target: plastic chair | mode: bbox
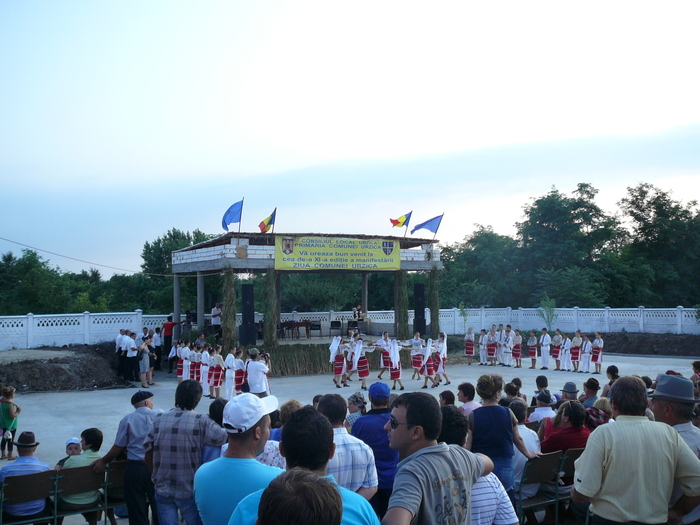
[329,320,342,336]
[309,321,322,337]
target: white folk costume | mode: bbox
[526,335,538,360]
[502,332,513,367]
[190,349,201,381]
[433,339,447,374]
[224,352,236,399]
[352,340,373,379]
[540,332,551,368]
[479,333,488,365]
[512,333,522,362]
[389,339,402,380]
[496,329,506,364]
[561,337,572,371]
[200,348,210,388]
[233,356,246,394]
[486,332,498,360]
[409,337,425,370]
[551,333,562,362]
[581,340,592,373]
[181,345,191,379]
[209,352,225,389]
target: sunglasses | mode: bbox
[389,415,414,430]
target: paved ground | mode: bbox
[7,352,695,466]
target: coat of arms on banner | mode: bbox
[282,238,295,255]
[382,241,394,256]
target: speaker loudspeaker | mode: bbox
[241,284,255,326]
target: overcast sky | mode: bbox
[2,2,699,276]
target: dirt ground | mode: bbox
[1,332,698,393]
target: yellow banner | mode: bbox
[275,236,400,271]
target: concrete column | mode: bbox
[361,274,369,313]
[639,306,645,333]
[27,313,34,349]
[677,306,684,335]
[83,312,91,344]
[197,272,205,330]
[173,274,181,339]
[393,272,399,337]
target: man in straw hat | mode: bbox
[571,376,700,525]
[0,431,51,520]
[650,373,700,524]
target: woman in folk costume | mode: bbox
[420,338,439,389]
[570,329,583,373]
[486,328,498,366]
[208,345,225,399]
[329,336,348,388]
[352,337,375,391]
[179,341,190,384]
[345,331,359,381]
[592,332,604,374]
[189,345,200,381]
[560,332,572,372]
[200,344,211,392]
[433,332,451,385]
[388,339,405,391]
[232,348,246,395]
[406,332,425,380]
[464,327,475,365]
[375,332,392,380]
[551,328,563,371]
[224,347,236,399]
[526,330,538,369]
[512,329,523,368]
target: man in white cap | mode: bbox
[194,393,282,525]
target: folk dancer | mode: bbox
[200,344,211,392]
[551,328,562,371]
[189,345,200,381]
[502,327,513,367]
[560,332,572,372]
[539,328,551,370]
[592,332,604,374]
[375,332,392,380]
[580,335,592,374]
[420,338,438,389]
[345,331,360,381]
[464,327,475,365]
[496,324,507,365]
[224,347,236,399]
[329,336,348,388]
[432,332,451,385]
[351,338,374,391]
[179,341,190,384]
[478,329,488,366]
[408,332,425,379]
[388,339,405,391]
[512,329,523,368]
[486,328,498,366]
[208,345,225,399]
[232,348,246,395]
[570,330,583,373]
[527,330,538,369]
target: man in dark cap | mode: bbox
[94,390,159,525]
[0,431,51,520]
[529,390,556,423]
[578,378,600,408]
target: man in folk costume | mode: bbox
[224,348,236,399]
[539,328,551,370]
[496,324,506,365]
[478,329,488,366]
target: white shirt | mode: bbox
[124,337,138,358]
[152,333,162,346]
[211,307,222,326]
[116,334,124,352]
[513,424,541,498]
[247,360,269,394]
[529,406,556,423]
[540,333,551,348]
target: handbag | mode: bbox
[240,362,250,393]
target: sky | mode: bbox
[1,2,700,276]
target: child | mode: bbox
[478,329,488,366]
[527,331,538,369]
[55,437,82,470]
[0,386,21,460]
[581,334,593,374]
[233,348,246,396]
[512,329,523,369]
[208,345,225,399]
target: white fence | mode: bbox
[1,306,697,351]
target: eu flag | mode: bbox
[411,214,443,235]
[222,200,244,231]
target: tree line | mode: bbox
[0,182,698,317]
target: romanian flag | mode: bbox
[259,208,276,233]
[390,211,412,228]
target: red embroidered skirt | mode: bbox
[390,364,402,380]
[357,356,370,378]
[381,350,391,368]
[571,346,581,361]
[487,343,497,358]
[551,346,561,359]
[412,354,423,369]
[592,349,602,363]
[334,354,347,376]
[420,357,435,376]
[176,359,183,376]
[512,344,521,360]
[209,366,223,388]
[234,369,245,393]
[464,340,475,356]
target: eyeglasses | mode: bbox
[389,415,414,430]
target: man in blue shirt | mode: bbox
[194,393,282,525]
[0,431,51,520]
[229,406,379,525]
[351,382,398,519]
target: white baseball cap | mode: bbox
[223,394,279,434]
[66,437,81,446]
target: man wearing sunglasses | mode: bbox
[382,393,493,525]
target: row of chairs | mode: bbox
[516,447,586,525]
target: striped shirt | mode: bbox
[574,415,700,524]
[0,457,51,516]
[327,427,378,492]
[471,473,518,525]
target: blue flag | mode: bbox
[411,214,443,235]
[221,199,244,231]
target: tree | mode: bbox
[141,228,215,277]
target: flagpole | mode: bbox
[403,210,412,237]
[271,208,277,234]
[238,197,244,234]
